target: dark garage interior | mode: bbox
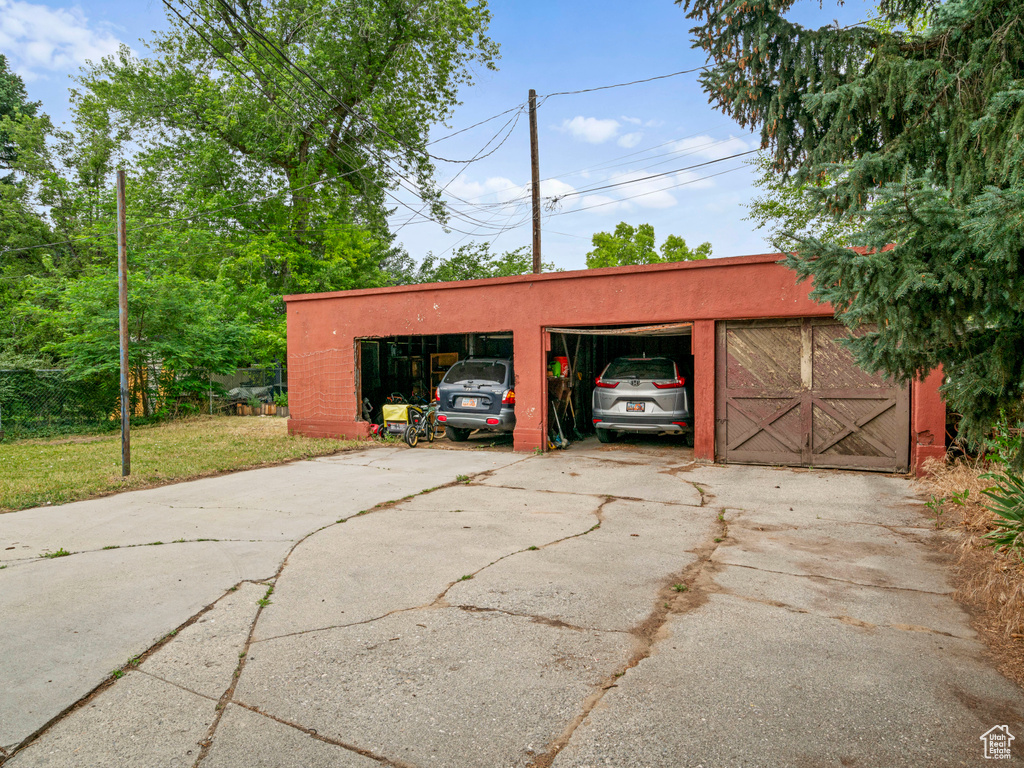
[357,333,514,421]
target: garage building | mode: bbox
[284,252,945,475]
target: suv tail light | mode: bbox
[434,387,440,403]
[502,389,515,405]
[653,376,687,389]
[595,378,619,389]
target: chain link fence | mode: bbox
[0,370,117,441]
[0,366,287,441]
[208,366,287,415]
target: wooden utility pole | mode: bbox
[116,169,130,476]
[529,88,541,274]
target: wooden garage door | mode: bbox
[715,319,910,472]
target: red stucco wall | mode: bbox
[284,253,945,474]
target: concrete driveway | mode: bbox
[1,443,1021,767]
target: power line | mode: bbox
[540,66,708,98]
[393,107,526,235]
[550,150,759,201]
[427,102,529,145]
[549,166,745,216]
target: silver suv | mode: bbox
[591,356,693,445]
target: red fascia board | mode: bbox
[283,251,791,304]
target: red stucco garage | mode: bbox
[284,253,946,475]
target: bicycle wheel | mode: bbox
[404,424,419,447]
[426,413,437,442]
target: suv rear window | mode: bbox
[443,361,507,384]
[603,358,676,380]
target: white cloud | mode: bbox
[617,132,643,149]
[606,170,680,209]
[540,178,576,198]
[0,0,125,81]
[674,169,718,190]
[446,178,486,199]
[621,116,642,125]
[557,116,620,144]
[446,175,578,213]
[673,134,758,161]
[577,194,626,213]
[447,176,520,203]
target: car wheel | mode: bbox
[404,425,419,447]
[446,426,470,442]
[683,431,695,448]
[596,428,615,443]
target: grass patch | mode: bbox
[0,416,365,512]
[40,548,71,559]
[257,584,275,607]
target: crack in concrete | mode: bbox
[810,516,934,532]
[430,499,610,605]
[191,462,525,764]
[452,605,630,635]
[254,497,612,645]
[0,581,247,766]
[477,483,704,509]
[136,670,221,703]
[192,580,274,768]
[144,501,291,514]
[715,561,953,595]
[251,603,438,645]
[716,590,959,637]
[2,538,280,565]
[526,506,730,768]
[229,701,418,767]
[688,481,713,507]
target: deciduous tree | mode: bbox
[585,222,710,269]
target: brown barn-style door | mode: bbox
[715,319,910,472]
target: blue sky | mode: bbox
[0,0,872,270]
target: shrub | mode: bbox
[981,471,1024,557]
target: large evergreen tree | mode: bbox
[681,0,1024,456]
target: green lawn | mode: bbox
[0,416,367,512]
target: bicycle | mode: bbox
[403,402,443,447]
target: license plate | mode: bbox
[626,402,645,412]
[461,398,478,408]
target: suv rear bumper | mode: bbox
[439,408,516,432]
[593,411,692,433]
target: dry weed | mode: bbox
[921,457,1024,640]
